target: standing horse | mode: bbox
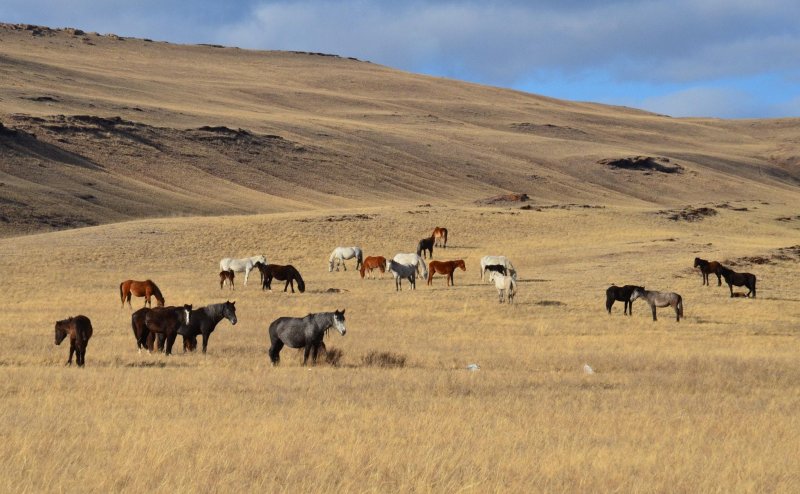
[630,288,683,322]
[328,247,363,272]
[132,305,192,355]
[54,315,93,367]
[694,257,724,286]
[489,272,517,304]
[416,236,435,259]
[718,266,757,298]
[177,301,238,353]
[256,263,305,293]
[480,256,516,281]
[606,285,644,315]
[360,256,386,279]
[220,255,267,286]
[432,227,448,248]
[388,260,417,290]
[392,253,429,279]
[427,260,466,286]
[268,310,346,366]
[219,270,235,290]
[120,279,164,309]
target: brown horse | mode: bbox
[131,305,192,355]
[432,227,448,248]
[427,259,466,286]
[693,257,723,286]
[360,256,387,279]
[54,315,93,367]
[219,270,235,290]
[120,279,164,309]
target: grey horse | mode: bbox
[388,260,416,290]
[268,310,346,366]
[630,288,684,322]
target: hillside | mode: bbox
[1,22,799,236]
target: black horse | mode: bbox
[718,266,757,298]
[268,310,346,366]
[155,301,238,353]
[416,236,435,259]
[694,257,724,286]
[256,262,306,293]
[606,285,644,315]
[131,305,191,355]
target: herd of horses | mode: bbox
[605,257,758,322]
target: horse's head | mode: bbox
[297,277,306,293]
[693,257,702,268]
[630,287,645,301]
[333,309,346,336]
[182,304,193,326]
[224,301,238,325]
[54,320,69,345]
[457,260,466,271]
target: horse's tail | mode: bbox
[677,296,684,317]
[119,281,126,305]
[443,228,448,247]
[359,262,366,279]
[357,249,363,269]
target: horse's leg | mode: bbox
[202,332,209,354]
[651,303,657,321]
[728,283,734,297]
[244,267,250,286]
[303,345,311,366]
[716,273,722,286]
[165,331,177,356]
[427,270,433,286]
[311,344,320,366]
[66,341,75,366]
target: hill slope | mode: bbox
[1,23,799,235]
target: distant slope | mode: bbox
[1,23,799,236]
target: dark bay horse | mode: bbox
[174,301,238,353]
[432,227,448,248]
[606,285,644,315]
[630,288,683,322]
[219,270,234,290]
[416,236,435,259]
[360,256,386,279]
[694,257,723,286]
[719,266,757,298]
[131,305,191,355]
[120,279,164,309]
[55,315,93,367]
[256,262,305,293]
[268,310,346,366]
[427,260,466,286]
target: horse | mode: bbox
[120,279,164,309]
[256,263,305,293]
[360,256,386,279]
[489,271,517,304]
[220,255,267,286]
[392,253,429,279]
[480,256,516,281]
[416,236,435,259]
[718,266,757,298]
[432,227,448,248]
[427,259,466,286]
[174,301,238,354]
[219,270,235,290]
[630,288,683,322]
[388,260,417,290]
[694,257,724,286]
[606,285,644,315]
[268,309,346,366]
[131,305,192,355]
[328,246,362,272]
[54,315,93,367]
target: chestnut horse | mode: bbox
[432,227,448,248]
[54,315,93,367]
[427,259,466,286]
[120,279,164,309]
[693,257,723,286]
[360,256,386,279]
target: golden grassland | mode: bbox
[1,202,799,492]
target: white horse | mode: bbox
[219,255,266,286]
[480,255,517,281]
[388,260,416,291]
[392,253,428,279]
[329,246,363,272]
[489,271,517,304]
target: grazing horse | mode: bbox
[360,256,386,279]
[416,236,435,259]
[392,253,429,279]
[219,270,235,290]
[54,315,93,367]
[220,255,267,286]
[606,285,644,315]
[328,246,363,272]
[268,310,346,366]
[177,301,238,353]
[131,305,192,355]
[120,279,164,309]
[432,227,448,248]
[489,271,517,304]
[630,288,683,322]
[719,266,757,298]
[388,260,417,290]
[256,263,305,293]
[694,257,723,286]
[427,259,466,286]
[480,256,516,281]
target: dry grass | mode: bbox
[1,202,799,492]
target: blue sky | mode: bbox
[2,0,799,118]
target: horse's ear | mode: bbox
[341,308,345,315]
